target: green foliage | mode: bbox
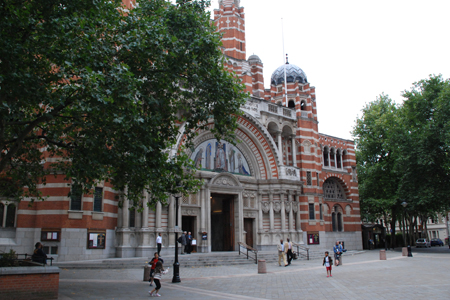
[353,94,401,220]
[353,75,450,224]
[0,0,246,207]
[0,249,18,267]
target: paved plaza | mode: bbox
[58,248,450,300]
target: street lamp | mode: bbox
[401,201,408,246]
[172,188,181,283]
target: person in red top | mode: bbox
[148,252,163,286]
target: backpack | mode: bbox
[177,236,182,243]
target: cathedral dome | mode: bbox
[248,54,262,64]
[270,63,307,85]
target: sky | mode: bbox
[201,0,450,140]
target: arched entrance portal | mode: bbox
[211,193,235,251]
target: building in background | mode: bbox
[0,0,362,261]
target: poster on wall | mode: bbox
[307,232,320,245]
[190,139,251,176]
[87,231,106,249]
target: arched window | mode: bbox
[323,147,329,167]
[129,209,136,228]
[336,149,342,168]
[330,148,336,167]
[6,204,16,227]
[332,205,344,232]
[337,212,343,231]
[323,178,346,201]
[332,212,336,231]
[288,100,295,108]
[300,100,306,111]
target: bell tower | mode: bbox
[214,0,246,60]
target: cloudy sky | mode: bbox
[204,0,450,140]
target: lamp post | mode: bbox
[402,201,408,245]
[172,193,181,283]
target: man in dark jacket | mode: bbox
[31,242,47,264]
[180,231,187,254]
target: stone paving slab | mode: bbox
[58,249,450,300]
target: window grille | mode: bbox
[268,104,277,113]
[70,184,82,210]
[306,171,312,186]
[323,178,346,201]
[309,203,315,220]
[93,187,103,212]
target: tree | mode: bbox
[353,75,450,246]
[352,94,403,246]
[396,75,450,240]
[0,0,246,206]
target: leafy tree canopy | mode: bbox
[0,0,247,207]
[353,75,450,222]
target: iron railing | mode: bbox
[292,242,309,260]
[238,242,258,264]
[0,252,54,266]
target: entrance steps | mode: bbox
[54,249,326,269]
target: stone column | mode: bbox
[200,188,206,231]
[280,193,286,231]
[277,131,283,165]
[295,195,301,231]
[258,192,263,232]
[333,150,337,169]
[155,201,162,230]
[328,150,331,168]
[269,192,274,231]
[291,135,297,166]
[288,192,294,231]
[122,194,129,228]
[142,193,149,228]
[135,206,141,229]
[168,195,174,229]
[2,204,7,228]
[340,152,344,170]
[238,193,244,246]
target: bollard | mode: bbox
[143,264,151,281]
[258,259,267,274]
[402,247,408,256]
[407,245,413,257]
[379,250,386,260]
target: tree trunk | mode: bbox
[390,208,397,249]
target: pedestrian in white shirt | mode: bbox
[156,233,162,256]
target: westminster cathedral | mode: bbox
[0,0,362,261]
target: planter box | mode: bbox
[0,266,60,300]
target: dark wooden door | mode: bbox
[211,194,234,251]
[223,197,234,251]
[244,218,253,247]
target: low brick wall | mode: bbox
[0,266,60,300]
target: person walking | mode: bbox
[156,233,162,256]
[148,252,163,287]
[333,241,341,266]
[283,239,289,267]
[186,231,192,254]
[277,239,287,267]
[286,238,293,265]
[148,261,169,297]
[179,231,187,255]
[323,251,333,277]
